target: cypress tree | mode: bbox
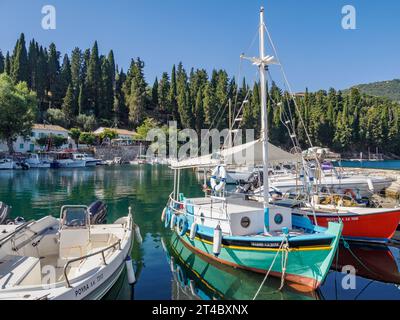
[151,77,159,110]
[27,40,38,89]
[86,41,101,116]
[194,87,205,134]
[4,52,11,75]
[127,58,147,126]
[11,33,29,84]
[47,43,61,108]
[158,72,170,114]
[107,50,116,88]
[60,54,72,96]
[62,85,74,124]
[100,57,114,120]
[0,50,4,74]
[169,65,179,124]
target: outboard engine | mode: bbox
[0,202,11,225]
[87,201,108,224]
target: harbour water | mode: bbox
[334,160,400,171]
[1,165,400,300]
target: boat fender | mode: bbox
[176,215,189,237]
[170,213,177,231]
[125,256,136,285]
[161,207,167,222]
[210,166,227,193]
[367,178,375,193]
[164,208,171,228]
[134,224,143,245]
[170,257,176,273]
[213,224,223,257]
[176,265,187,288]
[189,222,198,240]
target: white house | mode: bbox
[93,127,136,140]
[0,124,70,153]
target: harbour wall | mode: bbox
[94,145,146,162]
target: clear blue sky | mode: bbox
[0,0,399,91]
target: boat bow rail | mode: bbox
[63,239,122,288]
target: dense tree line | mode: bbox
[1,34,400,156]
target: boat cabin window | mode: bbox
[61,207,88,228]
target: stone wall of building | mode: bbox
[94,145,146,162]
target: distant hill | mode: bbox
[348,79,400,102]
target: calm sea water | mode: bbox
[334,160,400,170]
[1,166,400,300]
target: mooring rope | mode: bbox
[253,235,289,300]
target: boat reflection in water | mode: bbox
[320,242,400,300]
[163,233,321,300]
[164,233,400,300]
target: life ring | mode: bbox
[344,189,356,199]
[164,208,171,228]
[176,215,189,237]
[210,166,227,193]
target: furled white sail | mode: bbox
[170,139,299,169]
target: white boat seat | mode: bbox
[0,255,41,288]
[59,229,90,261]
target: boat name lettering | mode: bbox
[250,242,279,248]
[74,273,104,297]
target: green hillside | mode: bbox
[349,79,400,102]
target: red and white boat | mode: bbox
[296,204,400,243]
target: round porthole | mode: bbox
[274,214,283,225]
[241,217,251,228]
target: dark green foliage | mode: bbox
[3,34,400,156]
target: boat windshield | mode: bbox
[61,207,88,228]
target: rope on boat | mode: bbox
[252,235,289,300]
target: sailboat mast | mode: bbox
[259,7,269,209]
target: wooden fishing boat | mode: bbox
[162,7,343,291]
[164,233,321,300]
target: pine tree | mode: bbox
[215,70,229,129]
[11,33,29,84]
[203,81,217,127]
[70,48,82,94]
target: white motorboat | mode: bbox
[0,159,14,170]
[53,152,86,168]
[73,153,101,167]
[0,205,135,300]
[25,154,52,169]
[269,173,393,198]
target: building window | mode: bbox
[19,143,24,150]
[31,132,35,138]
[39,133,45,138]
[30,144,34,152]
